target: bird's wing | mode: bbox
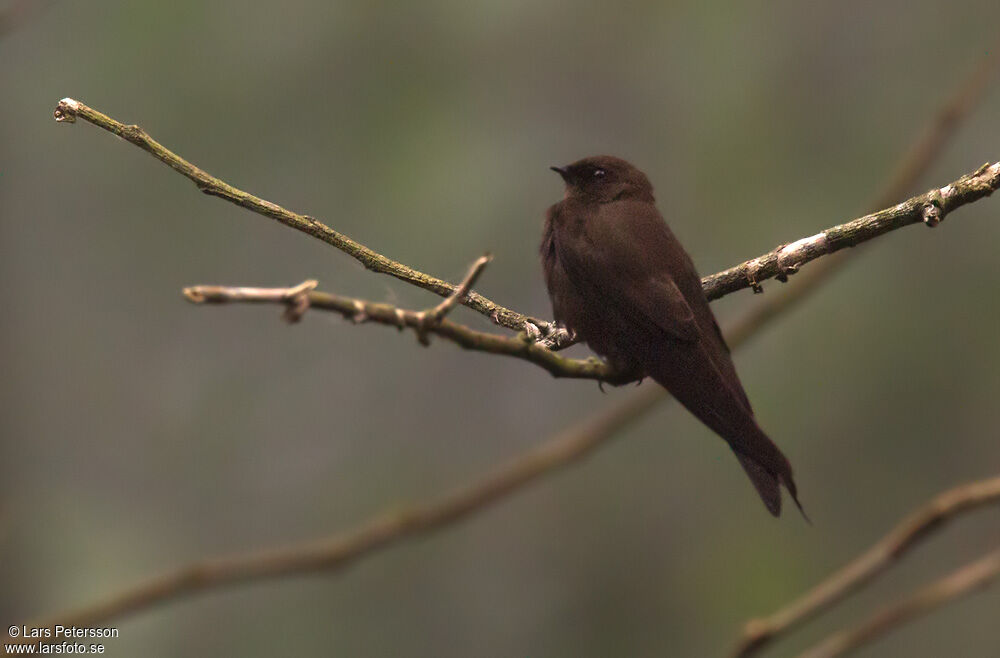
[553,200,700,343]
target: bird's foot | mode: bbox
[527,319,576,350]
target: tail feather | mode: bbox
[735,450,809,522]
[735,453,782,516]
[642,347,807,519]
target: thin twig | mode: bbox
[425,254,492,324]
[732,476,1000,657]
[701,161,1000,299]
[797,547,1000,658]
[52,99,556,341]
[181,279,320,323]
[183,279,627,383]
[413,254,493,345]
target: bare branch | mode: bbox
[797,547,1000,658]
[183,279,627,383]
[181,161,1000,379]
[52,99,551,339]
[51,81,999,347]
[425,254,492,324]
[183,279,319,323]
[702,161,1000,300]
[413,253,493,345]
[732,476,1000,657]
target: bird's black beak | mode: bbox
[550,165,571,183]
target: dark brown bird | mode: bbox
[541,155,803,517]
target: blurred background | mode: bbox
[3,1,1000,656]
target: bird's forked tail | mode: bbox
[735,448,808,521]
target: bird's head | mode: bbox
[550,155,653,203]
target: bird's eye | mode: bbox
[593,169,606,178]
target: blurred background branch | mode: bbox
[799,545,1000,658]
[0,0,50,37]
[709,46,1000,336]
[734,475,1000,656]
[20,385,664,636]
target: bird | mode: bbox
[541,155,804,517]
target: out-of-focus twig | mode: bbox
[14,384,666,636]
[727,47,1000,335]
[733,476,1000,656]
[0,0,52,37]
[797,546,1000,658]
